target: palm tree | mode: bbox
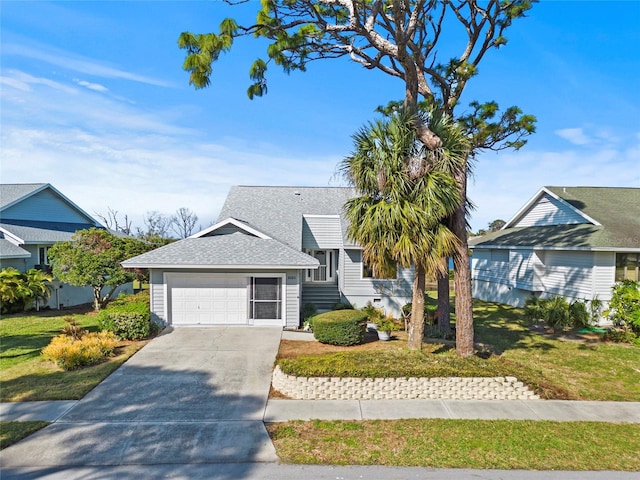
[24,268,54,311]
[341,107,469,350]
[0,268,30,313]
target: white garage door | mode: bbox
[170,275,248,325]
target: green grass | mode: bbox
[279,298,640,401]
[0,421,49,450]
[0,306,147,401]
[267,419,640,470]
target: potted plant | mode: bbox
[363,301,385,332]
[376,316,400,341]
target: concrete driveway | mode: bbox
[1,327,282,469]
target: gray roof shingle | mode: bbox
[0,222,95,244]
[218,186,357,249]
[122,233,320,268]
[0,184,47,210]
[0,239,31,259]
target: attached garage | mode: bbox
[168,275,249,325]
[121,218,320,329]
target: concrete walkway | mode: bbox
[5,398,639,423]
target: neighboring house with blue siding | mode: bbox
[469,187,640,316]
[123,186,414,328]
[0,183,131,308]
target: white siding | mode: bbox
[471,248,510,286]
[302,215,343,249]
[514,193,587,227]
[2,189,92,224]
[150,270,166,325]
[592,251,615,302]
[285,270,300,328]
[509,249,534,289]
[539,250,594,299]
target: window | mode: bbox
[616,253,639,282]
[249,277,282,320]
[362,259,397,280]
[38,247,49,265]
[490,249,509,262]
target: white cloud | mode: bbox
[555,127,591,145]
[2,41,173,88]
[0,70,340,232]
[73,79,108,92]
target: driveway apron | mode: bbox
[0,327,282,467]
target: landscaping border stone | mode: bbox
[272,366,540,400]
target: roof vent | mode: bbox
[294,191,301,196]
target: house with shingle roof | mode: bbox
[123,186,413,328]
[0,183,129,308]
[469,186,640,311]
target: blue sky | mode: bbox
[2,1,639,233]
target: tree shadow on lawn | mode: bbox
[470,300,558,355]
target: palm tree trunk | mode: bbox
[452,171,474,357]
[436,260,451,333]
[408,261,426,350]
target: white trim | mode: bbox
[190,217,272,239]
[302,214,340,219]
[503,187,601,229]
[0,226,25,245]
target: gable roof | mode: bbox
[217,186,357,249]
[122,232,320,269]
[0,183,102,245]
[0,183,100,226]
[472,186,640,251]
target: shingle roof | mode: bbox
[0,239,31,259]
[122,233,320,268]
[0,184,47,210]
[470,187,640,250]
[218,186,357,249]
[0,221,95,244]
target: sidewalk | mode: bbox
[3,399,640,423]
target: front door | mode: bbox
[306,249,335,282]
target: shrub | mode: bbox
[542,296,572,330]
[569,300,590,328]
[42,331,118,370]
[376,316,401,333]
[525,296,591,330]
[524,297,544,322]
[60,316,88,340]
[362,301,385,323]
[608,280,640,335]
[312,310,368,346]
[604,327,639,345]
[98,297,151,340]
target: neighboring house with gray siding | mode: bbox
[469,187,640,315]
[0,183,130,308]
[123,186,414,328]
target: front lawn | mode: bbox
[277,299,640,401]
[267,419,640,470]
[0,307,148,402]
